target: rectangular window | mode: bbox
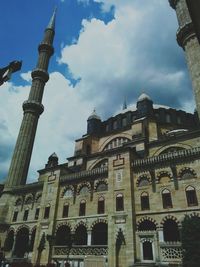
[186,190,198,206]
[162,193,173,209]
[79,202,86,216]
[62,204,69,218]
[23,210,29,221]
[35,208,40,220]
[98,200,105,214]
[116,194,124,211]
[12,211,18,222]
[141,196,150,210]
[44,206,50,219]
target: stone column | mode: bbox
[87,230,92,246]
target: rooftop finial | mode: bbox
[47,6,57,30]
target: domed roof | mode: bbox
[49,152,58,159]
[88,109,101,120]
[138,93,152,102]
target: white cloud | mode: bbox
[0,1,195,183]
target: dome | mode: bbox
[88,109,101,120]
[138,93,152,102]
[49,152,58,159]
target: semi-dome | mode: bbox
[88,109,101,121]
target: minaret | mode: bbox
[169,0,200,117]
[5,10,56,188]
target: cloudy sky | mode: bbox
[0,0,195,183]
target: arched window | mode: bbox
[14,227,29,258]
[116,193,124,211]
[63,188,73,198]
[25,196,33,205]
[79,186,89,195]
[138,220,156,231]
[96,182,108,192]
[162,189,173,209]
[79,200,86,216]
[141,192,150,211]
[98,197,105,214]
[62,203,69,218]
[138,176,150,187]
[4,230,14,252]
[180,168,195,180]
[103,137,130,151]
[15,198,22,206]
[92,222,108,245]
[44,204,50,219]
[163,219,180,242]
[55,225,71,246]
[74,225,87,245]
[185,186,198,206]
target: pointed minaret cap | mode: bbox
[47,7,57,30]
[88,109,101,120]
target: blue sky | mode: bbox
[0,0,195,182]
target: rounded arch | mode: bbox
[91,218,107,230]
[74,224,87,245]
[178,167,197,180]
[91,222,108,245]
[160,215,180,227]
[35,193,42,203]
[94,179,108,192]
[136,174,151,187]
[55,222,72,233]
[15,197,23,206]
[137,217,158,231]
[74,221,88,232]
[152,143,192,156]
[90,159,108,170]
[61,185,74,198]
[24,194,34,205]
[157,171,172,184]
[55,224,71,246]
[99,134,132,152]
[14,226,29,258]
[162,218,180,242]
[16,224,30,234]
[77,182,91,195]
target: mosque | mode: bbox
[0,0,200,266]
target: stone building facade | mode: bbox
[0,1,200,267]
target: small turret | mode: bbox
[45,153,59,168]
[87,109,101,135]
[136,93,154,118]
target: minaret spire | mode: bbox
[5,10,56,188]
[47,7,57,30]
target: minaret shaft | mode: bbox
[5,12,56,188]
[170,0,200,117]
